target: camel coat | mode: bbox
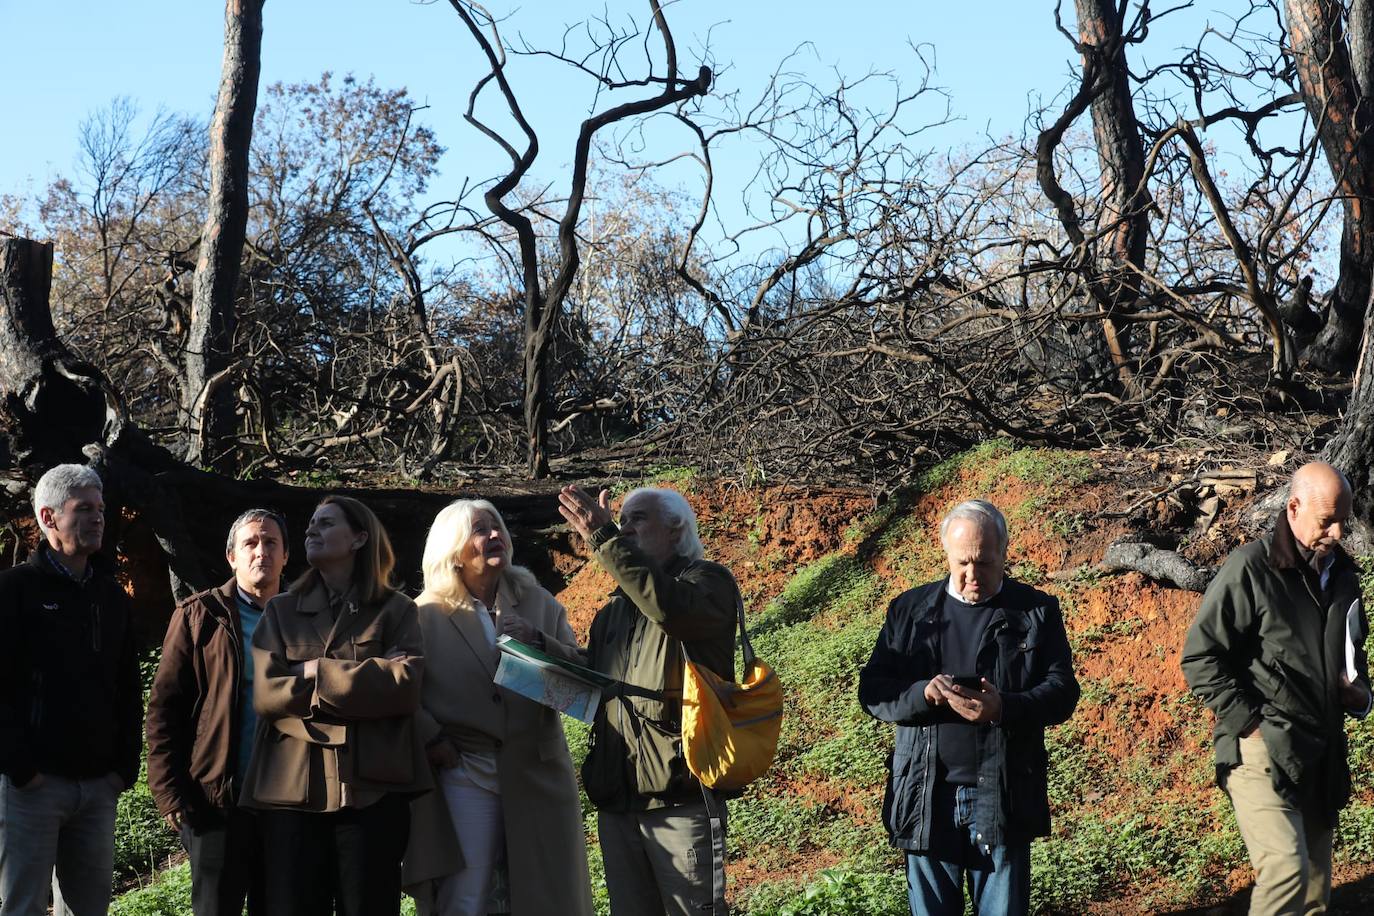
[402,569,593,916]
[242,582,432,811]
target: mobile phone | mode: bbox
[950,675,984,690]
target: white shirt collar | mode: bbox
[945,578,1002,605]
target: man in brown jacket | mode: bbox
[146,509,288,916]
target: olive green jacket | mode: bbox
[581,524,738,811]
[1181,513,1370,820]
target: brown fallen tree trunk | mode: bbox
[1,236,579,635]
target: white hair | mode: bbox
[939,499,1008,554]
[421,499,537,610]
[33,464,103,523]
[622,487,705,562]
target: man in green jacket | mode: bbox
[1182,461,1371,915]
[560,485,737,916]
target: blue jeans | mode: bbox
[905,783,1030,916]
[0,773,120,916]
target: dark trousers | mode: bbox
[179,806,264,916]
[257,794,410,916]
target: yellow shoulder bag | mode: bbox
[680,593,783,791]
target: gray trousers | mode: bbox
[0,774,119,916]
[597,799,728,916]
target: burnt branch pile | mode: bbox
[6,1,1374,493]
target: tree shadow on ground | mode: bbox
[1162,872,1374,914]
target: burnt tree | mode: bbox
[1285,0,1374,371]
[1037,0,1156,392]
[184,0,265,471]
[449,0,712,478]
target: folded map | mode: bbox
[493,635,613,724]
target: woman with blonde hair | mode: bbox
[243,495,431,916]
[403,499,592,916]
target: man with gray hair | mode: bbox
[0,464,143,915]
[146,509,289,916]
[559,485,738,915]
[859,499,1079,915]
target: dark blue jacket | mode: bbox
[858,578,1079,850]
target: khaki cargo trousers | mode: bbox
[1224,733,1332,916]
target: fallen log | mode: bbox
[1100,541,1215,593]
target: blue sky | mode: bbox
[0,2,1078,216]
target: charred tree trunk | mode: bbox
[523,292,552,479]
[1,236,578,632]
[1327,318,1374,518]
[184,0,265,472]
[1285,0,1374,372]
[1078,0,1150,382]
[451,0,710,479]
[0,239,109,476]
[1,237,210,602]
[1037,1,1152,393]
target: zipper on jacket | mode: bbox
[91,602,102,652]
[225,593,245,799]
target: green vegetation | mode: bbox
[114,768,179,885]
[742,868,907,915]
[110,862,191,916]
[114,653,181,886]
[1031,802,1243,912]
[608,464,701,498]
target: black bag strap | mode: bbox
[735,590,757,671]
[605,567,753,701]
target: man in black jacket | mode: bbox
[859,499,1079,916]
[0,464,143,916]
[1183,461,1371,915]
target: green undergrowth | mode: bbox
[113,653,181,890]
[109,862,191,916]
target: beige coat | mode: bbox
[242,583,432,811]
[402,568,593,916]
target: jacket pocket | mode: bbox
[353,717,415,785]
[1005,629,1037,691]
[628,713,688,798]
[885,749,918,837]
[351,637,383,661]
[884,727,927,840]
[1258,658,1321,729]
[248,730,310,806]
[538,718,567,762]
[1006,751,1050,834]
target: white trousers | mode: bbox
[436,769,505,916]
